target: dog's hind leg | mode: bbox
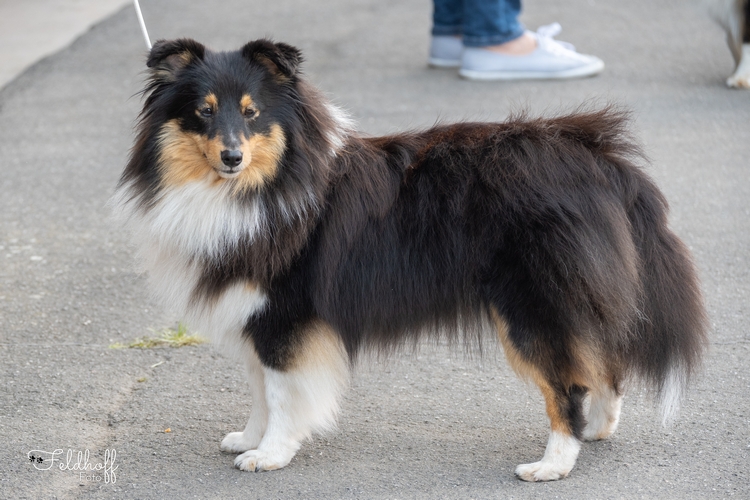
[491,309,585,481]
[514,381,586,482]
[220,347,268,453]
[582,378,623,441]
[234,321,349,472]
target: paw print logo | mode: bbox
[28,454,43,464]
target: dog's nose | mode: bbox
[221,149,243,168]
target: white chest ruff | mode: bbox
[136,178,267,259]
[111,179,269,354]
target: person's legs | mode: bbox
[432,0,463,36]
[429,0,604,79]
[430,0,464,67]
[461,0,525,47]
[431,0,535,68]
[458,0,603,80]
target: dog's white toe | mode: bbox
[234,448,293,472]
[727,73,750,88]
[221,431,262,453]
[515,460,571,482]
[515,431,580,481]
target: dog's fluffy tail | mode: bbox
[560,106,708,424]
[541,107,708,424]
[624,166,709,425]
[513,106,707,424]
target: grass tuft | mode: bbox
[109,323,206,349]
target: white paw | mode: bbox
[582,424,615,442]
[728,45,750,89]
[727,73,750,88]
[582,428,608,442]
[516,431,580,481]
[515,460,572,482]
[220,431,262,453]
[234,448,294,472]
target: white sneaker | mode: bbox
[429,35,463,68]
[458,24,604,81]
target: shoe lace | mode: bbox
[535,23,576,53]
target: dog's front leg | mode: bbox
[221,348,268,453]
[234,321,349,472]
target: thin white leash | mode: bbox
[133,0,152,50]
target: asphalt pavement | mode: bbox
[0,0,128,88]
[1,0,749,498]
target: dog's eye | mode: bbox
[244,107,257,119]
[200,107,213,118]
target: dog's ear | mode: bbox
[147,38,206,81]
[241,39,302,81]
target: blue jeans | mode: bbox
[432,0,525,47]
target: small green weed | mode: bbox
[109,323,206,349]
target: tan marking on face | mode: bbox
[157,120,216,186]
[195,93,218,118]
[157,117,285,190]
[490,308,570,434]
[232,123,286,193]
[202,136,226,178]
[240,94,255,111]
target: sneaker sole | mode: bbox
[458,60,604,81]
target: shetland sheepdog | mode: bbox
[112,38,707,481]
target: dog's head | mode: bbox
[144,38,302,192]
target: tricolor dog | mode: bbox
[112,38,707,481]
